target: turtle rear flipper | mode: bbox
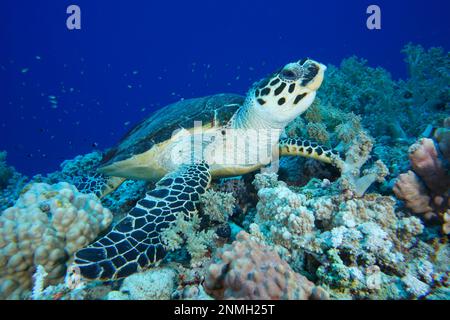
[72,162,211,280]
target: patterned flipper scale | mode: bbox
[279,137,342,165]
[74,173,126,199]
[72,162,211,280]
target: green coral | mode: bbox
[0,151,13,189]
[0,151,28,212]
[286,98,363,148]
[318,44,449,139]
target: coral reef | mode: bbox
[285,98,363,148]
[0,151,28,212]
[0,182,112,299]
[318,44,449,140]
[334,131,389,197]
[200,189,235,223]
[394,130,450,234]
[255,185,315,252]
[0,43,448,301]
[33,151,112,198]
[250,170,449,300]
[161,212,217,267]
[203,231,329,300]
[0,151,13,189]
[107,268,177,300]
[102,179,149,221]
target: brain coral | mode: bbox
[0,182,112,299]
[203,231,329,300]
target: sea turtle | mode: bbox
[72,58,340,281]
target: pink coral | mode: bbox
[203,231,328,300]
[408,138,448,194]
[393,171,432,214]
[393,134,450,234]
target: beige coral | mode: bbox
[203,231,329,300]
[200,189,235,223]
[0,182,112,299]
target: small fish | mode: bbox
[21,68,29,73]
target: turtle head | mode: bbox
[248,59,326,127]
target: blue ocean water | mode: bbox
[1,0,449,176]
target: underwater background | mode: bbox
[1,0,449,175]
[0,0,449,301]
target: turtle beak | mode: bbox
[300,59,326,91]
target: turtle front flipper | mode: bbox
[71,162,211,281]
[74,173,126,199]
[279,137,342,165]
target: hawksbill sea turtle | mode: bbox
[71,58,341,281]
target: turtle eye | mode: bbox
[280,69,298,81]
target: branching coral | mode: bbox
[285,98,362,147]
[318,44,449,139]
[334,131,389,197]
[250,169,447,299]
[318,56,405,139]
[200,189,235,223]
[0,182,112,299]
[0,151,28,212]
[203,231,329,300]
[0,151,13,189]
[161,211,217,267]
[401,43,450,118]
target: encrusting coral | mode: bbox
[107,267,177,300]
[394,121,450,234]
[0,182,112,299]
[203,231,329,300]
